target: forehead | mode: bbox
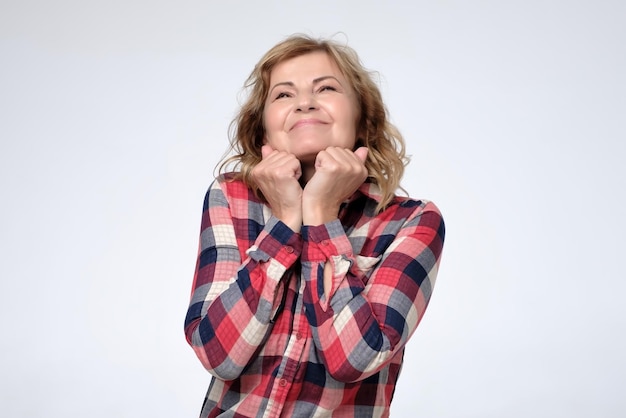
[269,51,345,83]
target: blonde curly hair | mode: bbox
[218,34,408,212]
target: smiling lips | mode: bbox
[290,118,327,131]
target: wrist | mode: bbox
[302,202,339,226]
[272,208,302,233]
[281,214,302,233]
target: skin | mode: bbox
[253,51,369,230]
[251,51,369,297]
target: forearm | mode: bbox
[185,249,295,379]
[301,208,444,382]
[185,181,302,379]
[302,255,395,382]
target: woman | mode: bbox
[184,34,445,418]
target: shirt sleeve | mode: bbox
[300,201,445,382]
[184,178,302,380]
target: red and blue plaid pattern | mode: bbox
[185,173,445,417]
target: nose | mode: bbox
[295,93,317,112]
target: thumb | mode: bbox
[261,144,274,159]
[353,147,369,163]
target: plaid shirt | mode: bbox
[184,173,445,418]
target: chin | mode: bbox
[269,144,317,157]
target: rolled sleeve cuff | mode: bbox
[301,219,353,262]
[302,220,354,311]
[247,216,302,268]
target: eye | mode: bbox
[275,91,291,99]
[319,85,338,92]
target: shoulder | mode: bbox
[391,197,445,241]
[393,196,442,217]
[203,172,260,211]
[355,182,443,222]
[212,172,256,197]
[382,196,444,239]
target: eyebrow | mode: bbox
[313,75,342,85]
[268,75,343,95]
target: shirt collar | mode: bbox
[345,181,383,204]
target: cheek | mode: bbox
[340,99,360,128]
[262,111,283,148]
[345,107,360,137]
[263,107,285,134]
[262,108,271,129]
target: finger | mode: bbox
[314,148,336,169]
[318,147,363,170]
[353,147,369,163]
[261,144,275,159]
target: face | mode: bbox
[263,51,360,165]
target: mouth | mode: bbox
[289,118,327,131]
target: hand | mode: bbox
[251,145,303,232]
[302,146,369,225]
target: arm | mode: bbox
[184,178,302,380]
[301,202,445,382]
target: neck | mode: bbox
[300,163,315,185]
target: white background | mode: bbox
[1,1,624,417]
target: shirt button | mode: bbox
[296,332,303,340]
[321,239,329,246]
[285,246,293,253]
[279,378,287,387]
